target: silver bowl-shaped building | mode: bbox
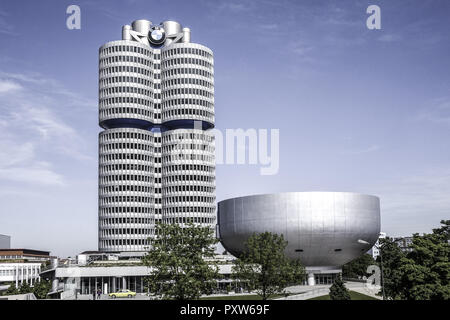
[217,192,380,271]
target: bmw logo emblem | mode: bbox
[148,26,166,45]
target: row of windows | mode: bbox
[163,206,215,214]
[100,96,152,108]
[164,195,215,204]
[163,57,213,70]
[163,77,213,90]
[162,47,212,60]
[100,65,151,77]
[163,132,214,142]
[100,185,153,194]
[163,67,212,79]
[163,174,215,184]
[100,55,151,67]
[163,87,213,99]
[100,228,152,237]
[100,196,153,205]
[100,75,152,87]
[163,97,213,109]
[99,206,153,214]
[100,130,152,141]
[0,268,40,276]
[164,153,214,163]
[100,239,150,247]
[100,174,152,183]
[100,85,152,98]
[100,103,213,118]
[99,106,153,120]
[164,185,215,194]
[163,164,214,173]
[99,153,152,162]
[162,107,213,120]
[163,143,214,153]
[101,44,152,56]
[100,217,153,225]
[100,142,152,152]
[100,163,152,172]
[163,217,215,225]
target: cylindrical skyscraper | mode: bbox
[98,19,215,252]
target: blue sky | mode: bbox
[0,0,449,256]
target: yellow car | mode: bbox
[108,289,136,299]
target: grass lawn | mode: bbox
[308,291,379,300]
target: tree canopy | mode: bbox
[380,220,450,300]
[329,276,351,300]
[231,232,305,300]
[32,279,51,299]
[142,222,221,300]
[342,253,376,279]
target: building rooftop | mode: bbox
[0,249,51,256]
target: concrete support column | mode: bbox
[15,265,18,287]
[52,278,59,292]
[112,277,116,292]
[122,277,127,290]
[307,273,315,286]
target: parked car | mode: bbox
[108,289,136,299]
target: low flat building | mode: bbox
[0,249,52,288]
[41,251,235,299]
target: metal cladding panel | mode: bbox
[218,192,380,268]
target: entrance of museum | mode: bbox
[314,273,339,285]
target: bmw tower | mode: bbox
[98,20,215,252]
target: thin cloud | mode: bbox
[0,10,18,36]
[216,2,250,12]
[0,71,94,188]
[365,167,450,236]
[0,79,22,93]
[378,34,402,42]
[415,97,450,125]
[0,164,65,186]
[342,145,381,155]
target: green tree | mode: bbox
[378,237,405,299]
[396,220,450,300]
[231,232,305,300]
[5,283,19,295]
[142,222,221,300]
[379,220,450,300]
[32,279,51,299]
[342,254,376,279]
[18,282,32,294]
[329,276,350,300]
